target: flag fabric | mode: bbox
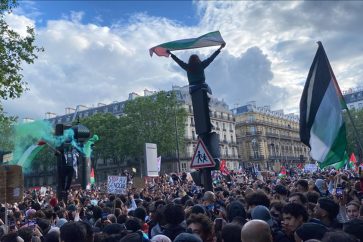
[149,31,225,57]
[300,42,347,169]
[17,142,46,169]
[90,168,95,185]
[333,152,349,170]
[219,160,230,176]
[279,166,287,178]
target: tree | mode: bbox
[0,104,16,152]
[0,0,43,100]
[121,91,187,160]
[81,113,124,166]
[343,108,363,161]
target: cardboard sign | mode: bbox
[0,165,24,204]
[107,176,127,194]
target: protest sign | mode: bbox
[107,176,127,194]
[304,164,318,173]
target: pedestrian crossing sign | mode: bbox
[190,139,215,169]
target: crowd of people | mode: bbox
[1,168,363,242]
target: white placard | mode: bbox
[304,164,318,173]
[145,143,159,177]
[107,176,127,194]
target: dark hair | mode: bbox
[246,191,270,208]
[134,207,146,222]
[60,221,87,242]
[17,227,33,242]
[321,231,358,242]
[306,191,320,204]
[282,203,308,222]
[44,231,60,242]
[117,214,128,224]
[164,204,185,225]
[186,214,213,237]
[0,232,18,242]
[188,54,201,65]
[221,223,242,242]
[296,179,309,191]
[270,201,285,212]
[77,221,93,242]
[289,192,308,205]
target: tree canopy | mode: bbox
[0,0,43,100]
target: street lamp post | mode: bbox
[173,107,181,173]
[167,92,181,173]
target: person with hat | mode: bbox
[294,222,328,242]
[314,198,341,229]
[251,205,290,242]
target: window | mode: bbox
[190,117,194,126]
[192,131,195,140]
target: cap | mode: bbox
[295,222,328,241]
[251,205,273,226]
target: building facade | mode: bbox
[343,87,363,110]
[232,101,310,171]
[25,86,239,186]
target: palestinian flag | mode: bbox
[300,42,347,169]
[278,166,287,178]
[149,31,225,57]
[90,168,95,185]
[17,141,46,169]
[219,159,230,176]
[348,153,358,171]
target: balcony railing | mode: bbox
[249,155,265,161]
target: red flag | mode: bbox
[280,166,287,175]
[90,168,95,185]
[37,140,46,146]
[350,153,357,163]
[220,160,230,175]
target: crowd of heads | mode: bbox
[1,168,363,242]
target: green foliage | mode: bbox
[344,108,363,158]
[0,0,44,99]
[0,103,16,151]
[80,92,187,163]
[81,112,123,163]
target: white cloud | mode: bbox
[3,1,363,119]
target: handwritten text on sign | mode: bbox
[107,176,127,194]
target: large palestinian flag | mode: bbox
[149,31,225,57]
[300,42,347,169]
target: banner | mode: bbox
[304,164,318,173]
[107,176,127,194]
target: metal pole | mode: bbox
[174,107,181,173]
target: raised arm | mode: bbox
[167,50,188,71]
[202,43,226,69]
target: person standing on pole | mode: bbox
[167,43,225,95]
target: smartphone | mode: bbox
[360,166,363,178]
[336,187,343,196]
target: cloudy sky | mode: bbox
[2,1,363,120]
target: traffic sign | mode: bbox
[190,139,215,169]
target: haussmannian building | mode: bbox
[25,86,239,186]
[343,87,363,110]
[232,101,310,171]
